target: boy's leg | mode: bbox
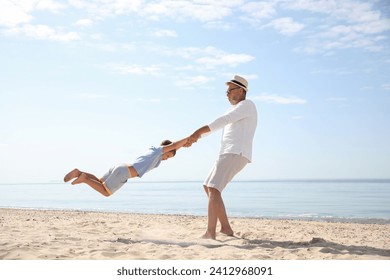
[64,169,100,183]
[80,172,100,182]
[64,168,81,182]
[72,173,111,197]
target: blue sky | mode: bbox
[0,0,389,183]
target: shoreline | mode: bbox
[1,206,389,225]
[1,208,389,260]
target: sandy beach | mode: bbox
[0,208,389,260]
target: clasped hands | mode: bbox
[184,133,200,148]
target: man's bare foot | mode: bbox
[64,169,81,182]
[71,173,86,185]
[201,231,216,240]
[220,228,234,237]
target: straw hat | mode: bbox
[226,75,248,91]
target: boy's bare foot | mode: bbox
[71,173,86,185]
[201,231,216,240]
[64,169,81,182]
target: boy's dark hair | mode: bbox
[161,139,176,156]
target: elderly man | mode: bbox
[186,75,258,239]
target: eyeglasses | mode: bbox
[226,87,241,94]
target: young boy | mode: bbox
[64,138,189,197]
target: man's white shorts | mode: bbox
[203,153,249,193]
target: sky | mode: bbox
[0,0,389,183]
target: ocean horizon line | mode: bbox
[1,178,390,185]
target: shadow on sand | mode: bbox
[111,236,390,259]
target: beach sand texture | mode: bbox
[0,208,389,260]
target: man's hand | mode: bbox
[184,133,199,147]
[183,126,210,147]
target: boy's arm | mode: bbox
[162,137,189,153]
[184,125,211,147]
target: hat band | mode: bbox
[231,79,247,89]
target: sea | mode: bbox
[1,180,390,224]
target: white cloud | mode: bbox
[319,21,390,52]
[112,64,162,75]
[161,46,255,69]
[69,0,240,22]
[5,24,81,42]
[152,29,178,38]
[181,46,254,68]
[239,0,389,53]
[109,0,143,14]
[286,0,384,27]
[0,0,33,26]
[196,53,255,69]
[35,0,67,12]
[0,0,74,42]
[241,1,276,21]
[90,33,103,40]
[11,0,66,13]
[254,93,308,105]
[174,65,194,71]
[3,0,387,55]
[69,0,142,17]
[141,1,239,22]
[0,0,66,27]
[75,18,93,27]
[174,75,215,88]
[203,21,234,30]
[266,17,305,36]
[284,0,337,14]
[285,0,390,53]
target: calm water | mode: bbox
[1,180,390,223]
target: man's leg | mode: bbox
[203,187,233,239]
